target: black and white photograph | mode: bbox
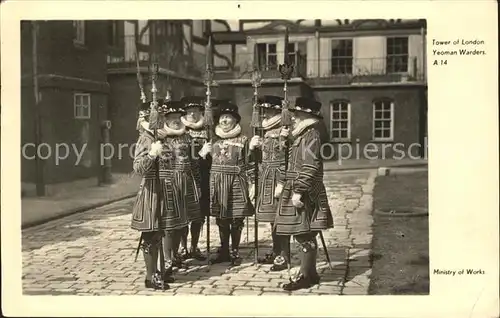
[19,18,429,296]
[2,2,498,317]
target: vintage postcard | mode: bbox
[1,1,498,317]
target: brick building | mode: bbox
[209,19,428,159]
[21,19,428,192]
[21,21,110,193]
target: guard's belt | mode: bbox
[144,164,192,179]
[278,169,299,180]
[210,164,241,175]
[262,160,282,168]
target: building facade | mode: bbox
[106,20,206,172]
[21,19,428,191]
[209,19,428,159]
[21,20,110,190]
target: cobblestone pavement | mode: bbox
[22,170,376,296]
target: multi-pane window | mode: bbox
[386,37,409,73]
[74,93,91,119]
[73,21,85,45]
[287,42,297,65]
[330,100,350,141]
[373,99,394,140]
[331,39,353,75]
[256,43,277,70]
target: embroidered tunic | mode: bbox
[186,126,211,217]
[275,123,334,235]
[131,131,202,232]
[210,133,255,219]
[252,127,287,223]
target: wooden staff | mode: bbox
[148,21,167,288]
[203,33,215,271]
[277,27,294,280]
[134,34,146,263]
[250,42,263,266]
[149,60,167,288]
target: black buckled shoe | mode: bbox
[190,247,207,261]
[282,273,315,291]
[257,252,275,264]
[179,247,190,260]
[270,256,288,271]
[230,250,242,266]
[145,272,169,290]
[209,248,231,264]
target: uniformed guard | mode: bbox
[178,95,211,261]
[132,99,202,287]
[199,101,255,266]
[248,95,290,271]
[274,97,334,291]
[158,99,202,276]
[131,99,166,290]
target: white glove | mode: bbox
[148,141,163,157]
[274,183,284,198]
[198,141,212,159]
[280,127,290,138]
[291,192,304,208]
[249,136,262,150]
[248,183,255,203]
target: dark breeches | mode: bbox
[140,231,163,280]
[294,232,319,251]
[294,231,319,278]
[216,218,245,251]
[163,227,186,262]
[215,217,245,229]
[140,231,163,254]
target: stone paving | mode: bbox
[22,169,377,296]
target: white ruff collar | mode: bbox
[292,118,319,137]
[181,116,205,130]
[262,114,281,131]
[215,124,242,139]
[140,121,185,137]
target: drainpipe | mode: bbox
[316,31,320,77]
[32,21,45,196]
[421,25,426,81]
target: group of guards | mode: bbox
[130,94,333,292]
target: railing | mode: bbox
[107,38,425,85]
[306,56,425,85]
[211,51,308,81]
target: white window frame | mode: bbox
[386,36,409,74]
[329,100,351,142]
[74,93,91,119]
[287,42,298,65]
[330,38,354,75]
[257,42,278,71]
[73,21,86,46]
[372,99,394,141]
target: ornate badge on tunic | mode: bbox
[219,142,230,159]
